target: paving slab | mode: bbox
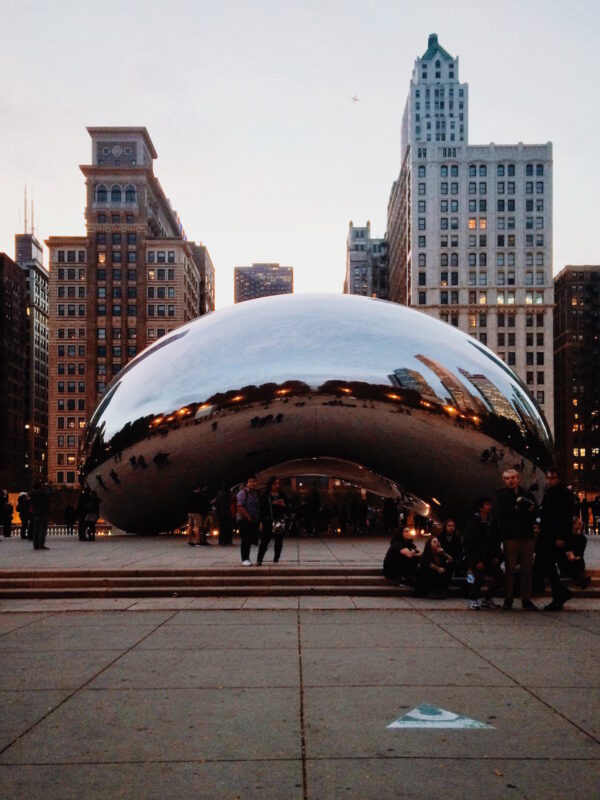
[88,647,300,689]
[17,610,174,627]
[0,691,70,750]
[242,597,300,609]
[558,611,600,634]
[167,609,299,626]
[351,596,413,609]
[306,758,600,800]
[0,622,161,652]
[0,760,304,800]
[303,685,598,759]
[0,650,124,691]
[136,622,298,650]
[0,687,301,764]
[300,622,462,649]
[437,622,598,650]
[301,645,514,687]
[299,597,356,609]
[421,609,565,627]
[299,609,429,626]
[478,647,600,687]
[533,687,600,741]
[0,613,52,633]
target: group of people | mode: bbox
[186,475,289,566]
[383,467,590,611]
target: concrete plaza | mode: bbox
[0,535,599,798]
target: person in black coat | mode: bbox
[538,468,574,610]
[383,527,422,584]
[497,469,538,610]
[462,497,503,609]
[417,536,453,598]
[256,476,288,565]
[558,517,590,588]
[438,519,464,575]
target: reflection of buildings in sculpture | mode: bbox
[415,355,485,415]
[511,385,544,438]
[388,368,439,404]
[459,369,524,431]
[234,263,293,303]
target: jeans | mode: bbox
[32,515,48,549]
[257,532,284,563]
[239,518,259,562]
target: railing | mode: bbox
[1,524,113,538]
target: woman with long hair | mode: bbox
[257,476,288,565]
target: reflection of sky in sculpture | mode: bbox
[89,293,550,445]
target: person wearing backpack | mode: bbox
[236,476,260,565]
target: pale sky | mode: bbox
[1,0,598,307]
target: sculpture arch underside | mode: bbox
[82,294,552,533]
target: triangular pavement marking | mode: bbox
[387,703,493,730]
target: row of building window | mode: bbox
[97,287,138,298]
[97,269,137,281]
[95,185,137,204]
[96,346,137,358]
[57,417,85,429]
[420,270,546,287]
[97,213,134,224]
[418,290,546,306]
[58,286,86,298]
[57,363,85,375]
[57,251,86,263]
[56,472,77,484]
[418,181,544,195]
[147,304,176,317]
[97,250,138,264]
[419,234,546,249]
[57,399,85,410]
[96,305,137,317]
[57,345,85,357]
[97,329,136,340]
[57,381,85,393]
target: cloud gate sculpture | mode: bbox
[82,294,553,533]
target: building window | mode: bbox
[418,291,426,305]
[110,185,122,203]
[125,185,136,203]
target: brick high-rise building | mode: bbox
[554,265,600,493]
[387,33,554,429]
[343,221,389,299]
[47,127,214,488]
[234,263,293,303]
[15,232,49,486]
[0,254,28,490]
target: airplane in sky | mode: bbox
[351,95,360,103]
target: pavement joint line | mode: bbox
[0,608,181,758]
[414,608,600,747]
[296,609,308,800]
[1,755,599,766]
[0,613,55,638]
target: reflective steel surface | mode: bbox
[82,294,553,532]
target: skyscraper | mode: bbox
[0,253,28,490]
[15,231,49,486]
[47,127,214,488]
[234,263,293,303]
[387,33,554,428]
[343,221,388,299]
[554,265,600,492]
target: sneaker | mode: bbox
[467,599,482,610]
[502,599,513,611]
[241,559,252,566]
[481,598,500,609]
[521,600,538,611]
[543,600,564,611]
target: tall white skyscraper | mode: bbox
[387,33,554,428]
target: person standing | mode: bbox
[497,469,538,611]
[538,468,574,611]
[17,492,30,539]
[257,477,288,565]
[1,490,13,538]
[84,489,100,541]
[30,483,52,550]
[64,503,76,536]
[186,485,210,547]
[237,476,260,565]
[462,497,503,610]
[77,487,89,541]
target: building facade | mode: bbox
[343,221,389,299]
[234,263,293,303]
[15,233,49,486]
[47,127,213,488]
[554,266,600,493]
[0,254,28,490]
[387,33,554,428]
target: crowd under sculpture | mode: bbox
[82,294,553,533]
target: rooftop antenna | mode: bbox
[24,185,28,234]
[31,188,34,236]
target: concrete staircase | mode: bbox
[0,567,598,599]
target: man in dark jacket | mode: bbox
[30,483,52,550]
[538,468,574,611]
[462,497,503,609]
[497,469,538,610]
